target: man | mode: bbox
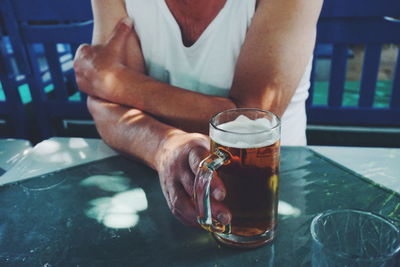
[74,0,323,227]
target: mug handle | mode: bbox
[194,148,231,234]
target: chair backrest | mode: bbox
[320,0,400,18]
[0,10,27,138]
[308,0,400,127]
[1,0,93,139]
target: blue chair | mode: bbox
[1,0,93,140]
[0,11,27,138]
[307,0,400,146]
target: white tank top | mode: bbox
[125,0,312,146]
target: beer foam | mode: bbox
[211,115,280,148]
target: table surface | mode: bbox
[0,139,31,176]
[311,145,400,194]
[0,138,399,266]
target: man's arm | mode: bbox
[86,96,179,171]
[87,0,178,167]
[230,0,323,115]
[78,0,323,133]
[86,96,232,226]
[75,0,230,226]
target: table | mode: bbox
[311,146,400,194]
[0,138,399,266]
[0,139,31,176]
[0,138,117,186]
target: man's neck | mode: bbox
[165,0,226,23]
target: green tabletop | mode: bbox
[0,147,399,266]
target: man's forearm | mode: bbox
[100,66,237,133]
[87,96,185,170]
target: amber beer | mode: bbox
[194,108,281,248]
[210,139,280,238]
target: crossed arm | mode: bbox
[74,0,322,226]
[81,0,322,130]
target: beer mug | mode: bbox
[194,108,281,248]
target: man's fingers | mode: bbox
[186,135,227,201]
[211,173,227,201]
[159,180,171,209]
[168,183,198,226]
[73,44,92,66]
[106,17,133,55]
[74,43,91,57]
[179,171,194,198]
[211,199,231,225]
[187,139,209,174]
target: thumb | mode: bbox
[188,144,209,174]
[106,17,133,54]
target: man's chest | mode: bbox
[164,0,227,47]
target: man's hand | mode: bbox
[73,17,132,99]
[156,132,231,226]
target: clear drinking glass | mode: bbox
[193,108,281,248]
[311,209,400,267]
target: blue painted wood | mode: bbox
[0,35,27,138]
[26,44,52,138]
[70,44,81,58]
[0,0,31,75]
[43,44,68,101]
[320,0,400,18]
[359,44,382,108]
[328,44,348,107]
[46,102,90,117]
[0,103,6,114]
[0,11,28,138]
[20,21,93,44]
[26,45,45,100]
[317,18,400,44]
[0,76,25,137]
[10,0,92,22]
[309,5,400,127]
[306,57,317,107]
[2,0,399,133]
[315,44,354,59]
[390,49,400,108]
[1,0,94,139]
[307,106,400,126]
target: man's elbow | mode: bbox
[86,96,111,125]
[230,93,286,118]
[86,96,118,148]
[86,96,99,118]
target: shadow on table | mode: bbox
[0,147,398,266]
[0,155,276,267]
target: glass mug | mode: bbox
[194,108,281,248]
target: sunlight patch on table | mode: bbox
[0,138,118,186]
[68,138,89,149]
[80,173,131,193]
[48,152,74,164]
[32,140,61,156]
[85,188,148,229]
[31,140,75,164]
[79,151,87,159]
[278,200,301,218]
[112,189,148,212]
[103,213,140,229]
